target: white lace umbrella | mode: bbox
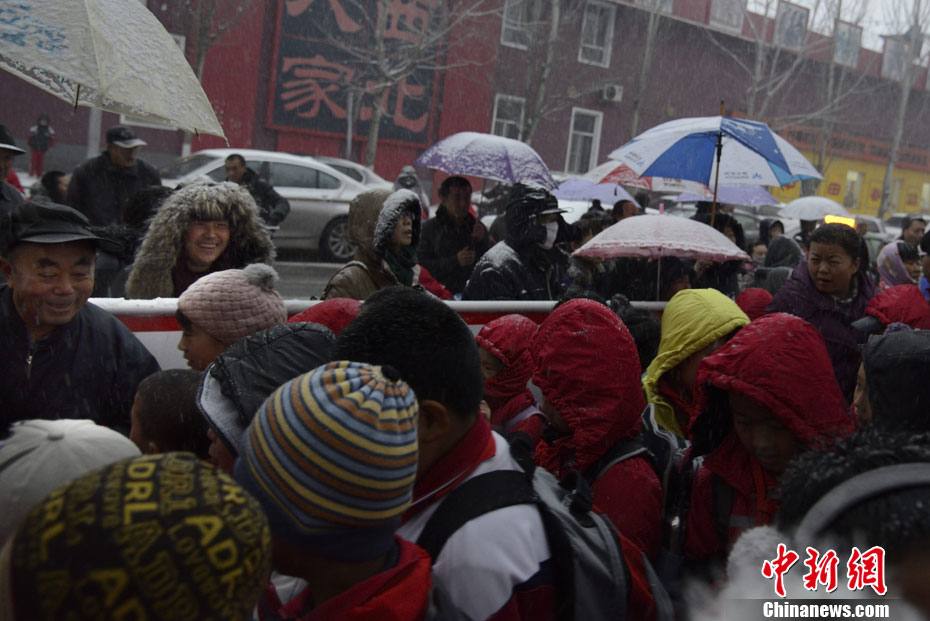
[573,214,750,263]
[0,0,225,139]
[780,196,851,220]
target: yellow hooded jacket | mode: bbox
[642,289,750,437]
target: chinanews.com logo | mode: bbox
[743,544,893,619]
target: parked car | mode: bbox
[160,149,367,262]
[311,155,394,190]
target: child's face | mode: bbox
[905,259,922,282]
[729,392,802,475]
[177,323,227,371]
[478,346,503,380]
[207,428,236,474]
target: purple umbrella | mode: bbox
[553,178,639,206]
[676,185,777,207]
[414,131,557,189]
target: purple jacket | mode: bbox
[766,263,875,402]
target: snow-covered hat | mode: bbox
[178,263,287,346]
[0,419,140,543]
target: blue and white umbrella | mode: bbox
[608,116,822,188]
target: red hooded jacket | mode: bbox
[860,284,930,330]
[735,287,773,321]
[288,298,361,335]
[684,313,854,563]
[531,299,662,560]
[476,314,546,442]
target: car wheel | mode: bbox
[319,216,355,263]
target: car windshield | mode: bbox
[159,153,215,179]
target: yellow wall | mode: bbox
[770,152,930,216]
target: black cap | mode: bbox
[2,199,122,255]
[105,125,146,149]
[0,124,25,155]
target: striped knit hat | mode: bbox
[234,361,418,561]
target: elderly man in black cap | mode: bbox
[66,125,162,226]
[0,124,26,218]
[0,200,160,435]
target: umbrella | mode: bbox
[676,185,778,208]
[574,214,749,300]
[553,178,639,206]
[415,131,556,189]
[0,1,225,139]
[573,214,750,263]
[608,116,822,188]
[780,196,851,220]
[583,160,709,194]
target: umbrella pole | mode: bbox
[656,257,661,301]
[73,84,81,113]
[711,101,724,228]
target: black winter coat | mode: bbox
[239,168,291,227]
[199,322,334,455]
[462,241,567,301]
[67,152,162,226]
[0,180,24,220]
[419,206,491,294]
[0,287,160,435]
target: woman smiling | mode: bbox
[125,181,273,299]
[767,223,876,402]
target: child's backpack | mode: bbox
[415,435,674,621]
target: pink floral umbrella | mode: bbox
[574,214,749,300]
[574,214,749,263]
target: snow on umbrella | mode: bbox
[553,177,639,206]
[607,116,822,188]
[583,160,709,194]
[415,131,557,189]
[780,196,851,220]
[676,185,778,208]
[573,214,750,263]
[0,0,225,139]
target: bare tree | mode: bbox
[184,0,256,80]
[878,0,930,218]
[630,6,662,137]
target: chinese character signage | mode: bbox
[269,0,439,144]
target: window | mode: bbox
[578,1,615,67]
[774,1,809,51]
[892,178,904,211]
[328,164,364,183]
[501,0,537,49]
[634,0,673,13]
[268,162,341,189]
[565,108,603,174]
[491,95,525,140]
[205,159,261,182]
[709,0,746,34]
[843,170,864,210]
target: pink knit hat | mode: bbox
[178,263,287,345]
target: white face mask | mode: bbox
[539,221,559,250]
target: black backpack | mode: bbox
[416,435,674,621]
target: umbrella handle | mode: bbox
[710,100,724,228]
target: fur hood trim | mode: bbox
[125,181,274,299]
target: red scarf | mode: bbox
[403,416,496,522]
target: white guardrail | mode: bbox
[93,298,668,370]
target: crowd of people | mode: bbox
[3,121,930,620]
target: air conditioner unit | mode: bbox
[601,84,623,103]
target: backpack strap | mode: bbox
[583,437,650,486]
[416,470,535,561]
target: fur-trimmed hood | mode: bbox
[373,189,422,255]
[125,181,274,299]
